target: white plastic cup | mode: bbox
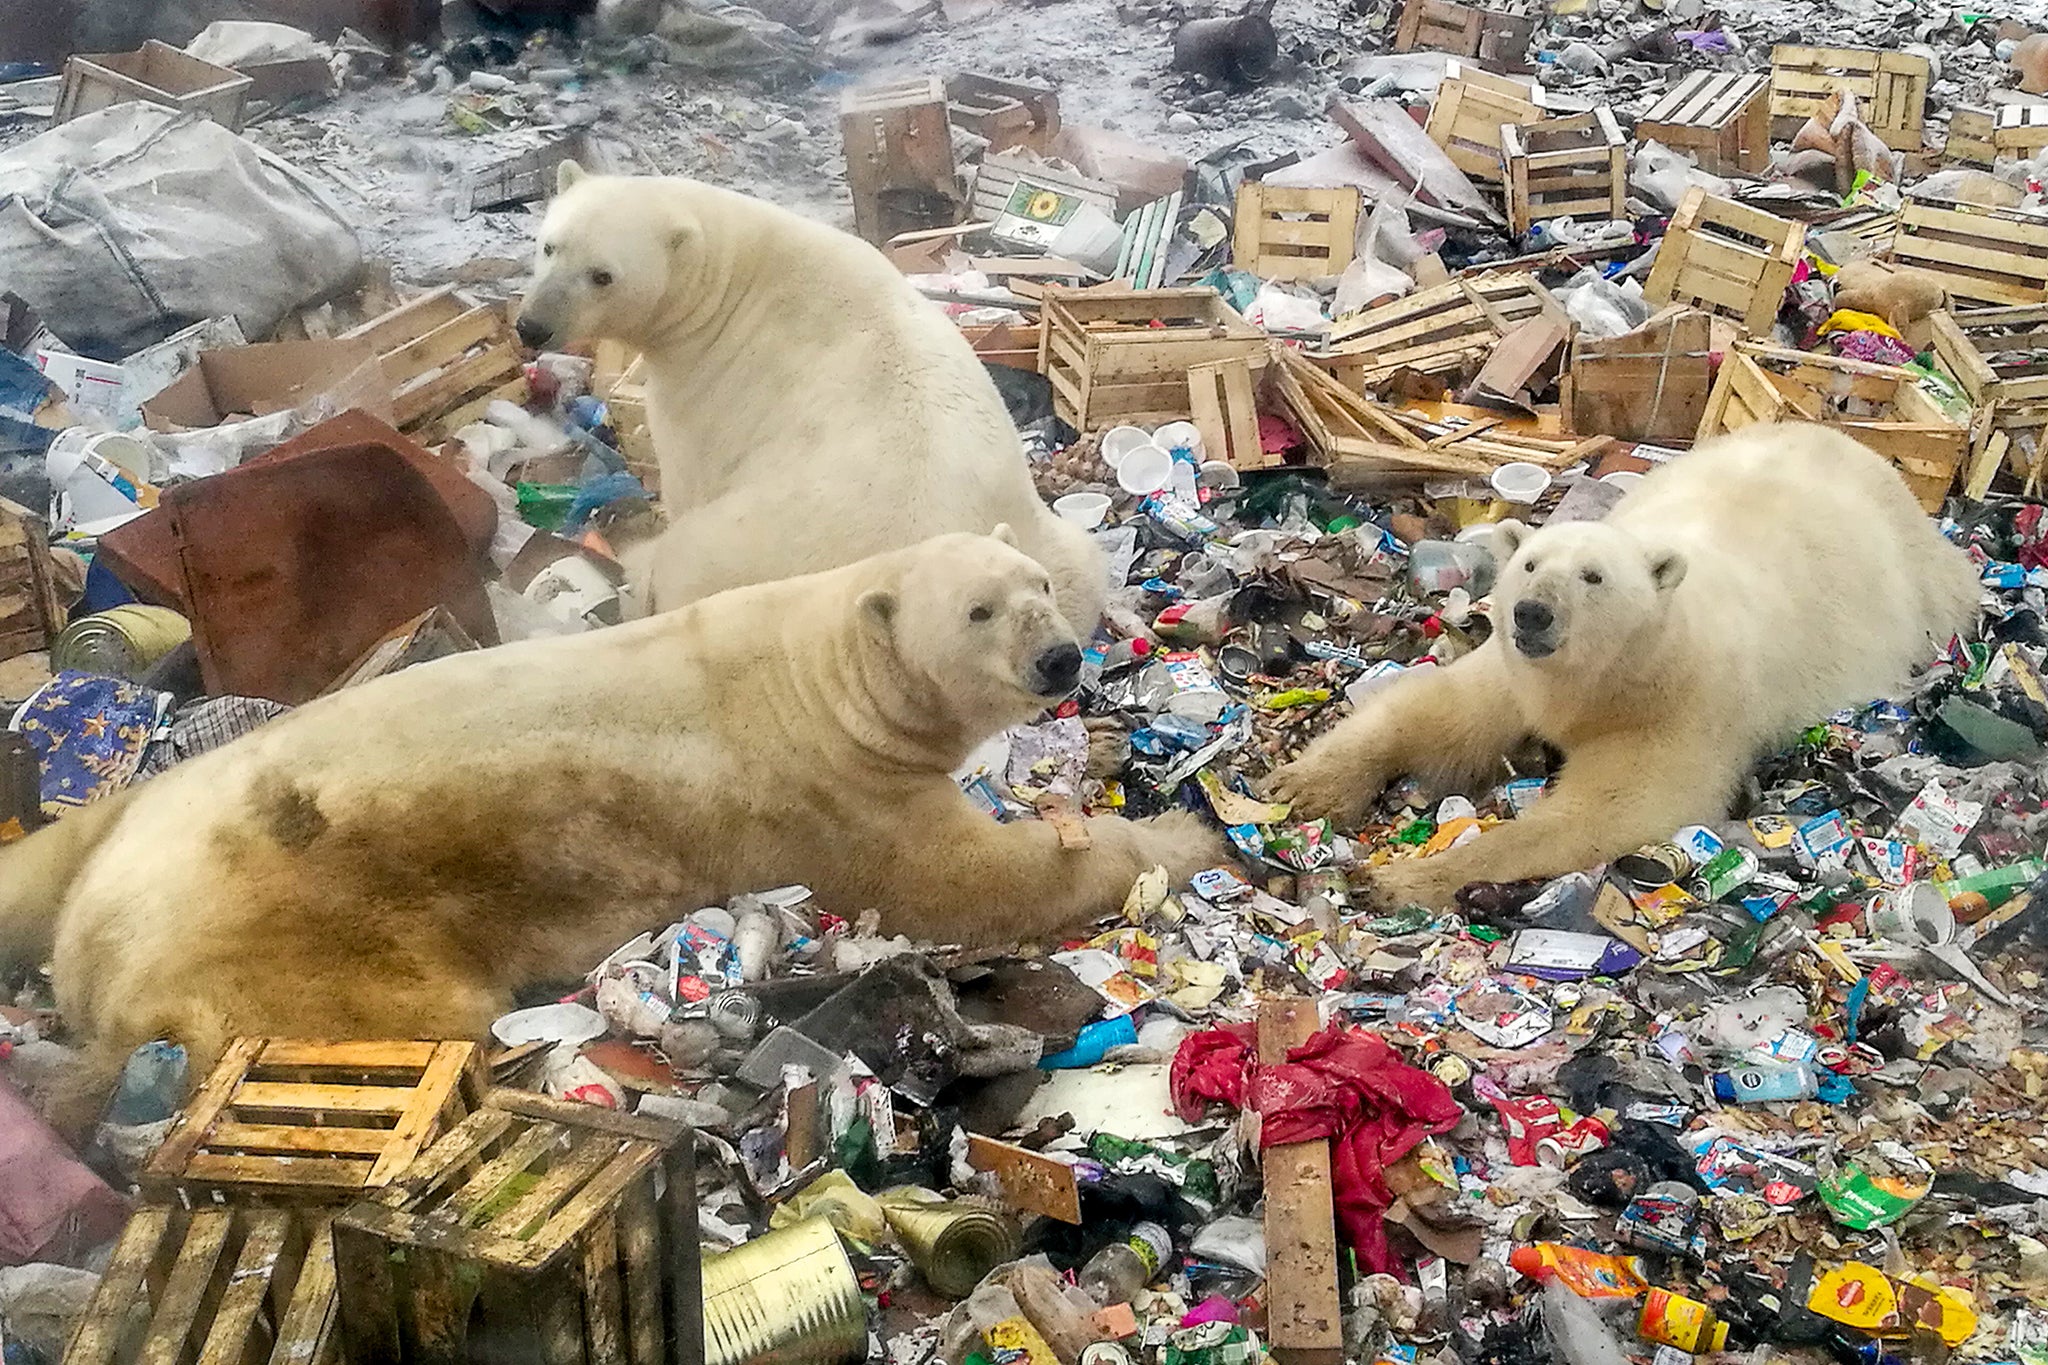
[1100,426,1154,469]
[1153,421,1206,460]
[1490,461,1552,505]
[1117,442,1174,496]
[1053,491,1112,528]
[1198,460,1241,492]
[1600,470,1646,493]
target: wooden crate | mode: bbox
[333,1088,700,1365]
[1424,64,1542,186]
[596,348,661,499]
[1232,183,1360,281]
[1393,0,1533,72]
[1188,355,1268,470]
[1930,306,2048,452]
[842,76,961,246]
[1322,271,1567,389]
[146,1039,484,1204]
[945,73,1059,155]
[0,495,64,664]
[1889,198,2048,307]
[1566,307,1716,443]
[1698,343,1969,511]
[1039,286,1267,430]
[339,287,528,443]
[56,40,251,130]
[1643,187,1804,336]
[1635,71,1770,175]
[1501,108,1626,237]
[1769,45,1928,151]
[63,1205,338,1365]
[1994,103,2048,160]
[1947,106,1997,166]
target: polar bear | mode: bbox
[0,532,1221,1135]
[515,164,1108,636]
[1271,424,1979,909]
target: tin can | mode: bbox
[1613,843,1689,889]
[701,1216,867,1365]
[705,989,763,1042]
[878,1191,1020,1299]
[50,606,190,681]
[1689,846,1760,902]
[1639,1288,1729,1352]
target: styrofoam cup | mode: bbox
[1490,461,1552,505]
[1054,491,1112,528]
[1100,425,1154,469]
[1600,470,1645,492]
[1154,421,1206,459]
[1117,443,1173,495]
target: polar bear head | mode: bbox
[1490,519,1688,670]
[516,163,697,352]
[859,529,1084,725]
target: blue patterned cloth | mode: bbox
[8,671,172,815]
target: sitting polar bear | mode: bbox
[1272,423,1979,909]
[515,163,1107,636]
[0,532,1221,1135]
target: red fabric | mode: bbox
[0,1077,130,1265]
[1171,1024,1462,1275]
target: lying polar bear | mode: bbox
[1272,423,1980,909]
[0,532,1221,1135]
[516,163,1108,636]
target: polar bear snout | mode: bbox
[515,312,554,349]
[1510,598,1559,658]
[1032,643,1084,696]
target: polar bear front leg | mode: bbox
[1269,646,1529,825]
[1368,732,1746,909]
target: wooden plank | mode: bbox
[68,1207,176,1365]
[149,1036,267,1182]
[180,1153,376,1188]
[429,1120,565,1227]
[580,1214,627,1365]
[966,1133,1084,1223]
[1257,997,1342,1365]
[380,308,501,383]
[367,1042,485,1186]
[341,285,464,357]
[272,1219,341,1365]
[617,1178,664,1365]
[517,1145,663,1265]
[139,1210,236,1365]
[202,1121,402,1156]
[258,1040,442,1069]
[488,1140,637,1250]
[195,1212,294,1365]
[231,1082,421,1115]
[394,345,524,429]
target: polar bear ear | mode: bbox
[556,160,587,194]
[1492,519,1529,560]
[1648,547,1688,594]
[990,523,1019,547]
[857,588,898,640]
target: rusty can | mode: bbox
[1613,842,1691,889]
[701,1216,866,1365]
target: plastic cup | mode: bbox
[1490,461,1552,505]
[1116,442,1173,496]
[1153,421,1206,460]
[1198,460,1241,493]
[1600,470,1646,493]
[1100,426,1154,469]
[1053,491,1112,528]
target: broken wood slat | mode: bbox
[1928,304,2048,495]
[1566,307,1715,442]
[1697,343,1969,511]
[333,1088,699,1365]
[1500,107,1626,237]
[1422,63,1542,185]
[63,1206,338,1365]
[1039,285,1267,430]
[1889,198,2048,306]
[1392,0,1532,71]
[343,285,466,359]
[944,72,1059,155]
[1768,44,1928,150]
[1188,356,1269,470]
[0,496,64,665]
[1233,183,1359,282]
[1323,272,1567,389]
[1946,106,1996,167]
[1256,998,1342,1365]
[1643,187,1804,336]
[145,1039,483,1203]
[1634,70,1770,174]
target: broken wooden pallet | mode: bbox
[1768,44,1928,151]
[1929,303,2048,494]
[1643,187,1804,336]
[333,1087,699,1365]
[339,286,528,443]
[1945,106,1997,167]
[63,1205,339,1365]
[944,72,1059,155]
[1889,197,2048,306]
[1422,63,1542,186]
[1321,272,1567,390]
[0,495,64,664]
[1698,343,1969,511]
[1232,183,1359,282]
[1634,70,1770,175]
[1039,285,1267,430]
[1501,107,1626,237]
[145,1038,484,1204]
[1392,0,1532,72]
[1188,355,1268,470]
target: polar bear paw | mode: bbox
[1365,856,1467,912]
[1134,809,1232,882]
[1266,754,1374,828]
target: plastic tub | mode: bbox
[1490,461,1553,505]
[1053,491,1112,528]
[1100,425,1154,469]
[1116,443,1173,495]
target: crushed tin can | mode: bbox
[702,1215,866,1365]
[1688,846,1760,902]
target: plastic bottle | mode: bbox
[1508,1244,1648,1298]
[1709,1059,1819,1103]
[1078,1222,1172,1306]
[105,1040,188,1126]
[968,1283,1061,1365]
[1040,1015,1138,1070]
[1541,1281,1635,1365]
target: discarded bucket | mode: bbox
[702,1215,866,1365]
[1169,12,1279,84]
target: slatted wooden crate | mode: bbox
[1698,343,1969,511]
[1322,272,1567,389]
[843,76,962,246]
[1768,45,1928,151]
[333,1088,700,1365]
[1634,71,1770,174]
[146,1039,484,1204]
[0,495,64,664]
[1890,198,2048,306]
[1424,63,1542,186]
[1393,0,1532,72]
[1566,306,1716,443]
[1948,106,1997,166]
[1232,183,1359,281]
[1643,187,1804,336]
[944,72,1059,155]
[1039,286,1267,431]
[1930,306,2048,451]
[1994,103,2048,160]
[1188,354,1268,470]
[63,1205,339,1365]
[56,40,251,130]
[1501,108,1626,237]
[339,286,528,443]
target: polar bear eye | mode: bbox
[969,605,994,623]
[590,269,614,288]
[1581,570,1603,586]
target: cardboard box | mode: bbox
[141,340,392,432]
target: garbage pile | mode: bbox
[8,2,2048,1365]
